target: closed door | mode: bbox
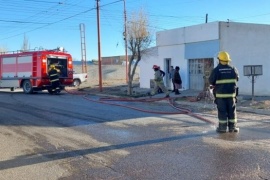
[189,58,213,91]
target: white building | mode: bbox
[139,21,269,96]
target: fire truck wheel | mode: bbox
[22,80,33,94]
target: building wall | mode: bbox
[139,45,187,90]
[158,45,186,90]
[140,21,270,96]
[220,22,270,95]
[157,22,219,46]
[139,22,220,89]
[139,47,159,88]
[185,40,220,59]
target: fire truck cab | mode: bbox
[0,48,73,94]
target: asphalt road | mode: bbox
[0,89,269,180]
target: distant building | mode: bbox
[139,21,270,96]
[92,55,131,65]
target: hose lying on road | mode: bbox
[65,88,216,125]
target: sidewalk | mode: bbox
[78,83,270,116]
[144,89,270,116]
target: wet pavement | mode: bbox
[83,88,270,179]
[0,89,269,179]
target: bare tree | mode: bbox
[126,9,152,95]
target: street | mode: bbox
[0,89,269,180]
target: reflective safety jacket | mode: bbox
[49,69,60,82]
[208,63,239,98]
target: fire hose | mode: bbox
[65,88,216,125]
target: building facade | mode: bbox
[139,21,270,96]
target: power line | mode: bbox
[0,5,96,40]
[3,0,270,43]
[0,19,50,24]
[0,0,124,40]
[24,0,64,3]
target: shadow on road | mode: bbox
[0,132,210,170]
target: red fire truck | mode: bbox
[0,48,73,94]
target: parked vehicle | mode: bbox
[0,48,73,94]
[73,72,88,87]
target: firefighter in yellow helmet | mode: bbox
[148,65,170,98]
[48,64,61,94]
[209,51,239,133]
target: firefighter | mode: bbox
[48,64,61,94]
[209,51,239,133]
[149,65,170,98]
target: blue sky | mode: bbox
[1,0,270,61]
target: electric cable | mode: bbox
[65,88,216,125]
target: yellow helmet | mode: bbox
[50,64,55,69]
[217,51,231,62]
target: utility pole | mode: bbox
[80,23,87,73]
[96,0,102,92]
[124,0,128,83]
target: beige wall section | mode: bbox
[73,65,140,85]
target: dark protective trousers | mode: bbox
[51,81,60,91]
[215,98,237,130]
[172,79,175,91]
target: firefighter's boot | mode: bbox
[229,127,239,133]
[229,123,239,133]
[216,123,227,133]
[175,89,180,95]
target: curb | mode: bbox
[176,99,270,116]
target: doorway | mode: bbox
[189,58,214,91]
[164,58,171,89]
